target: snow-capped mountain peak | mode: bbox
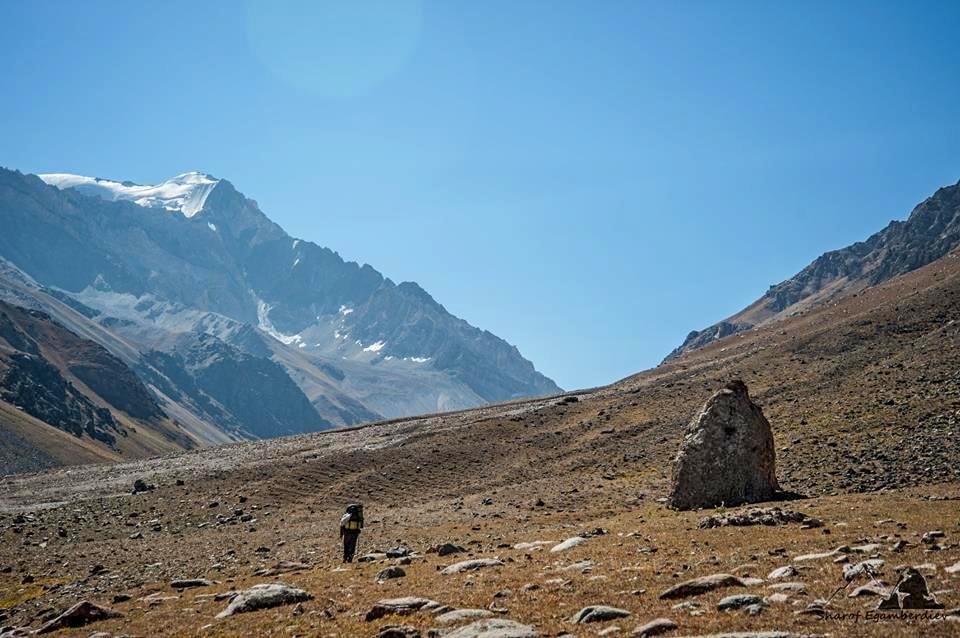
[38,171,219,217]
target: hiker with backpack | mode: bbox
[339,503,364,563]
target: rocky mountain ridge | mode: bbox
[667,178,960,359]
[0,166,559,465]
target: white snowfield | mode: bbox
[38,171,219,218]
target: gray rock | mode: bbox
[377,625,421,638]
[35,601,119,634]
[631,617,678,637]
[441,558,504,575]
[215,583,312,618]
[767,566,797,580]
[661,634,822,638]
[442,618,540,638]
[431,543,467,556]
[570,605,631,623]
[922,530,945,544]
[550,537,588,552]
[376,566,407,582]
[843,559,884,581]
[849,583,889,598]
[252,560,310,576]
[170,578,212,589]
[717,594,764,611]
[659,574,749,599]
[667,381,779,510]
[877,567,944,610]
[436,608,495,624]
[365,597,439,621]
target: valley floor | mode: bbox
[1,250,959,636]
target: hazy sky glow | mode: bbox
[2,1,959,390]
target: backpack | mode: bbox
[342,503,363,531]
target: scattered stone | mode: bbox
[850,543,882,554]
[215,583,312,618]
[631,617,677,637]
[766,582,806,593]
[843,559,884,581]
[430,543,467,556]
[849,583,889,598]
[891,540,909,553]
[514,541,555,551]
[717,594,763,611]
[387,546,412,558]
[699,507,814,529]
[570,606,631,623]
[378,625,421,638]
[922,531,945,544]
[441,558,504,575]
[945,561,960,574]
[550,537,588,552]
[441,618,540,638]
[252,560,310,576]
[436,608,495,624]
[795,600,829,617]
[365,597,440,621]
[111,593,132,604]
[877,567,944,610]
[653,633,820,638]
[170,578,212,589]
[131,479,153,494]
[359,553,389,563]
[659,574,750,599]
[767,566,798,580]
[35,601,119,634]
[667,381,779,510]
[377,566,406,582]
[793,545,849,562]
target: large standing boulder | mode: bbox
[667,381,779,510]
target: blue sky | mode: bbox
[2,1,959,390]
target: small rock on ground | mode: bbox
[631,617,678,637]
[717,594,764,611]
[35,601,119,634]
[441,618,540,638]
[659,574,750,599]
[436,608,495,624]
[441,558,504,575]
[570,605,631,623]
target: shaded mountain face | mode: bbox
[139,333,332,439]
[667,179,960,360]
[0,167,559,444]
[0,300,192,462]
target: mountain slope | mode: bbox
[667,178,960,359]
[0,301,194,473]
[0,168,559,431]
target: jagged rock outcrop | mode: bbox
[667,381,779,510]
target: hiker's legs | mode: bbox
[343,531,359,562]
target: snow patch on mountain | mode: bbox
[38,171,219,217]
[256,299,302,346]
[362,340,385,353]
